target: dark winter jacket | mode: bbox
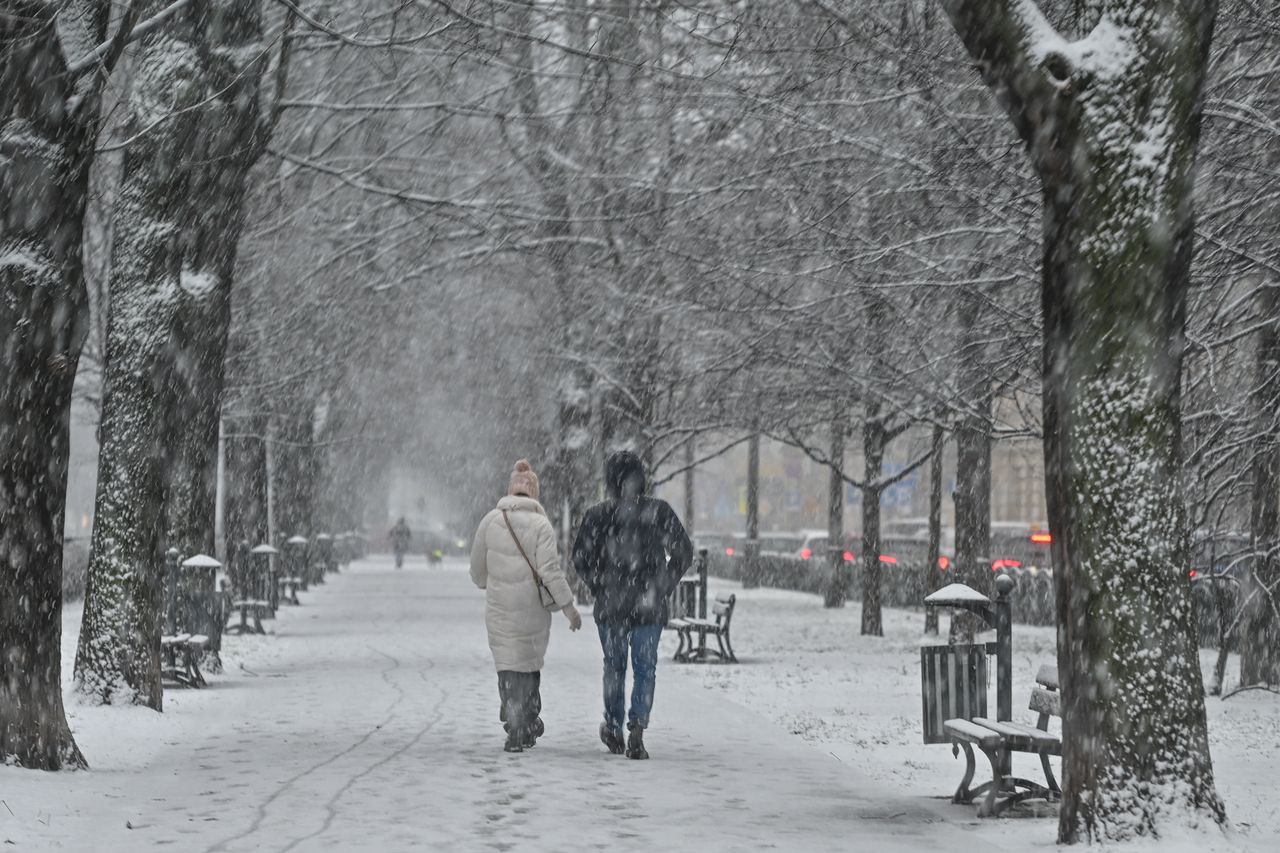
[571,451,693,627]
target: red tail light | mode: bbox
[1031,533,1052,543]
[725,547,735,556]
[938,556,950,570]
[1189,569,1197,578]
[800,548,812,560]
[843,551,854,562]
[992,559,1022,571]
[879,555,897,564]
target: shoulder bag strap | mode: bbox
[501,509,546,586]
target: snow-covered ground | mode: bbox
[0,558,1274,852]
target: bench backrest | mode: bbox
[920,643,988,744]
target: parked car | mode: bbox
[988,521,1053,572]
[757,532,808,559]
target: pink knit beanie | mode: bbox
[508,459,540,500]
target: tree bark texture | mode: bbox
[823,418,848,608]
[952,310,993,643]
[940,0,1225,841]
[925,425,946,635]
[1242,282,1280,686]
[223,413,269,596]
[1,0,117,766]
[742,433,761,589]
[274,397,318,539]
[860,405,886,637]
[76,7,208,708]
[163,0,274,669]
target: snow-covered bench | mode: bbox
[669,593,738,663]
[278,574,302,606]
[161,633,208,688]
[943,664,1062,816]
[224,599,271,635]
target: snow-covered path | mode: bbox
[4,557,1004,852]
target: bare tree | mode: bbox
[940,0,1226,841]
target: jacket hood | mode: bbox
[605,450,646,500]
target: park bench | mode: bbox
[224,599,271,635]
[277,574,301,606]
[943,664,1062,816]
[161,632,209,688]
[668,593,738,663]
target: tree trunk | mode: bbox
[1242,281,1280,686]
[163,0,274,672]
[223,413,270,597]
[824,418,848,608]
[75,10,207,709]
[952,322,993,643]
[941,0,1225,840]
[742,433,761,588]
[860,407,885,636]
[274,397,318,539]
[925,425,945,635]
[1,0,119,766]
[683,436,696,539]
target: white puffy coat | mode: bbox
[470,496,574,672]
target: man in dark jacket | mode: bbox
[572,450,693,759]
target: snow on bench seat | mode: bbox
[942,718,1003,749]
[970,718,1060,751]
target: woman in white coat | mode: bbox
[470,460,582,752]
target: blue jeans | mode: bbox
[597,623,663,731]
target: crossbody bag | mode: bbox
[501,509,559,612]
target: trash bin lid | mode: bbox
[924,582,990,605]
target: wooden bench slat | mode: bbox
[971,718,1059,749]
[943,718,1003,749]
[992,719,1061,748]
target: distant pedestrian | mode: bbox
[390,517,412,568]
[572,450,693,759]
[471,459,583,753]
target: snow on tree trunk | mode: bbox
[940,0,1226,841]
[1,0,117,766]
[1242,281,1280,686]
[75,13,206,709]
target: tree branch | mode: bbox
[938,0,1066,147]
[69,0,181,77]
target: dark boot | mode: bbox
[599,723,625,755]
[504,730,525,753]
[625,722,648,760]
[522,717,544,748]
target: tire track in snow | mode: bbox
[274,651,447,853]
[201,645,409,853]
